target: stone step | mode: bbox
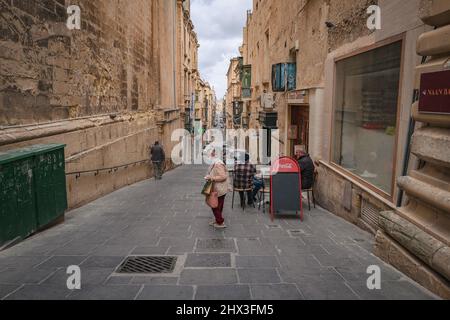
[420,0,450,27]
[379,210,450,282]
[417,24,450,56]
[398,176,450,214]
[412,102,450,128]
[411,127,450,168]
[374,230,450,299]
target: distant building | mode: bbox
[0,0,205,209]
[226,57,244,130]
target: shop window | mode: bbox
[332,41,402,195]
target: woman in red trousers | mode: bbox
[205,148,229,229]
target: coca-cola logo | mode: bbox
[272,159,298,173]
[279,163,293,170]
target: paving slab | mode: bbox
[136,285,194,300]
[250,284,304,300]
[35,256,88,269]
[0,165,437,300]
[69,285,142,300]
[0,284,20,300]
[180,269,238,285]
[185,253,232,268]
[237,269,281,284]
[235,256,280,269]
[195,285,251,300]
[5,285,72,300]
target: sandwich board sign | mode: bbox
[270,157,303,221]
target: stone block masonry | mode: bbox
[0,0,160,126]
[0,0,185,208]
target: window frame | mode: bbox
[329,34,406,202]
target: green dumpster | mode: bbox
[0,144,67,248]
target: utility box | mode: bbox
[0,144,67,249]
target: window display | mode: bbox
[332,41,402,195]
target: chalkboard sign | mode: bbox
[270,157,303,221]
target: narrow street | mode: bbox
[0,165,436,300]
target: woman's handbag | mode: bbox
[202,180,213,196]
[206,190,219,209]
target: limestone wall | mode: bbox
[0,0,168,125]
[0,112,178,209]
[0,0,183,209]
[372,0,450,298]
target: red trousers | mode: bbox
[212,195,226,225]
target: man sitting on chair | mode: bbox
[295,149,315,190]
[234,153,256,208]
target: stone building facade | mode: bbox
[194,79,216,134]
[177,0,201,133]
[0,0,202,208]
[234,0,450,297]
[374,0,450,299]
[225,57,242,130]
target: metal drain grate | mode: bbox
[197,239,235,250]
[117,256,177,274]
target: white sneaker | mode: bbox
[209,221,216,226]
[213,223,227,229]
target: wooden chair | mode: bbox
[303,188,316,211]
[257,177,271,213]
[232,187,255,211]
[231,169,255,211]
[302,171,317,211]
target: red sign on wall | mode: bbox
[418,70,450,115]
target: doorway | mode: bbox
[289,105,309,156]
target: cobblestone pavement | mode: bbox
[0,165,438,300]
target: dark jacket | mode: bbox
[150,144,165,162]
[298,154,315,190]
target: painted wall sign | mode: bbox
[418,70,450,115]
[287,90,309,104]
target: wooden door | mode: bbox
[290,105,310,155]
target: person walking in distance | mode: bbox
[205,148,229,229]
[150,141,165,180]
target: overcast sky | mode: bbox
[191,0,253,99]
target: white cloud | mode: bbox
[191,0,252,98]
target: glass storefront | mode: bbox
[332,41,402,195]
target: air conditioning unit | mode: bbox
[261,93,275,110]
